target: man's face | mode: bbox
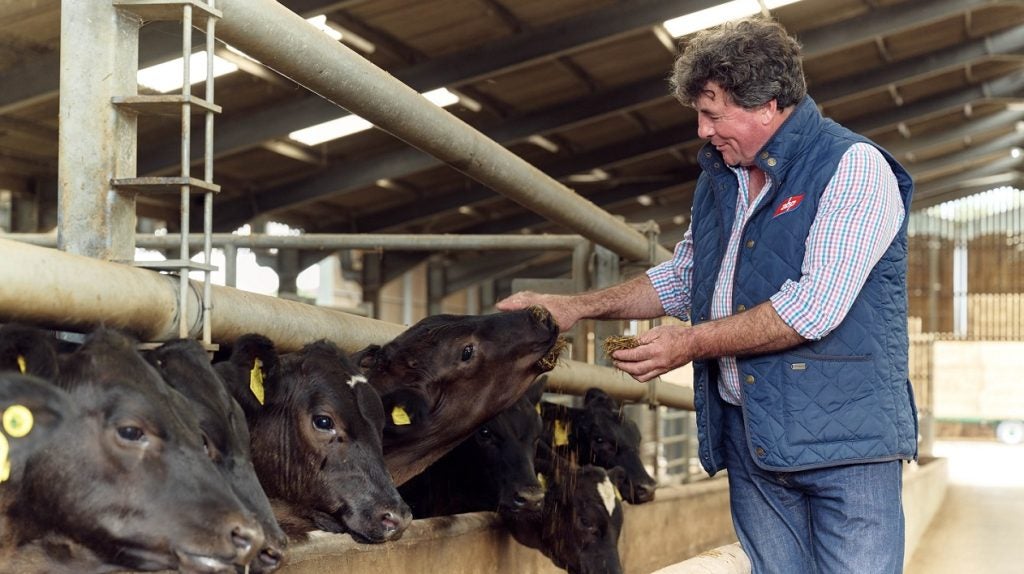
[694,82,774,167]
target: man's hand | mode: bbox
[610,324,696,383]
[495,291,581,332]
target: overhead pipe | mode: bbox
[0,239,693,410]
[212,0,671,265]
[9,233,586,252]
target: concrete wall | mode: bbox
[277,457,949,574]
[279,477,736,574]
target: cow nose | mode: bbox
[380,506,412,539]
[513,487,545,510]
[255,545,284,572]
[635,482,656,502]
[230,523,262,563]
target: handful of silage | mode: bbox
[602,335,639,358]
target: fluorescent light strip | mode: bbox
[289,88,462,146]
[663,0,804,38]
[137,51,239,93]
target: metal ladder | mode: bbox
[110,0,223,346]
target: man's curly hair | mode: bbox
[669,17,806,110]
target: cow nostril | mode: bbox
[381,511,400,533]
[258,546,284,569]
[231,524,258,556]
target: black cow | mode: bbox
[542,387,657,503]
[216,335,411,543]
[2,328,264,572]
[354,306,563,485]
[398,376,547,518]
[146,339,288,572]
[501,446,626,574]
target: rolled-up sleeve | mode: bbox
[647,226,695,321]
[770,143,904,340]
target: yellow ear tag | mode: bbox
[249,358,265,406]
[16,355,26,374]
[0,433,10,483]
[553,419,570,447]
[535,402,542,416]
[537,472,547,491]
[2,405,33,438]
[391,405,411,426]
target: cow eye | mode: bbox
[116,426,145,442]
[478,427,492,439]
[312,415,335,431]
[594,436,605,444]
[461,344,475,361]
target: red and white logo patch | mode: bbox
[773,194,805,218]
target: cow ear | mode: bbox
[351,344,383,372]
[379,388,429,439]
[215,333,278,417]
[525,375,547,406]
[0,324,60,381]
[584,387,619,411]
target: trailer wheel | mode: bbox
[996,421,1024,445]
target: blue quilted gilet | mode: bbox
[689,96,918,475]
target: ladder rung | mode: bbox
[113,0,222,24]
[134,259,218,272]
[112,177,220,194]
[113,95,222,117]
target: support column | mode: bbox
[427,257,446,316]
[58,0,139,261]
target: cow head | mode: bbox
[544,388,657,503]
[471,375,547,514]
[398,375,547,518]
[354,306,562,485]
[146,339,288,573]
[13,328,263,572]
[503,453,626,574]
[222,337,411,543]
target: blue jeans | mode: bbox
[721,404,905,574]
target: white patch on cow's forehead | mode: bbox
[346,374,368,388]
[596,476,616,517]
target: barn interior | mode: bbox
[0,0,1022,573]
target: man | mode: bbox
[497,17,917,574]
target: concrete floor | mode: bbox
[906,440,1024,574]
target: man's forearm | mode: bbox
[689,300,805,361]
[571,274,666,322]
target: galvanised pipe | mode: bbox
[212,0,671,265]
[9,233,586,251]
[0,239,693,411]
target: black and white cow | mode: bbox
[542,387,657,503]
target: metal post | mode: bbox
[58,0,139,261]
